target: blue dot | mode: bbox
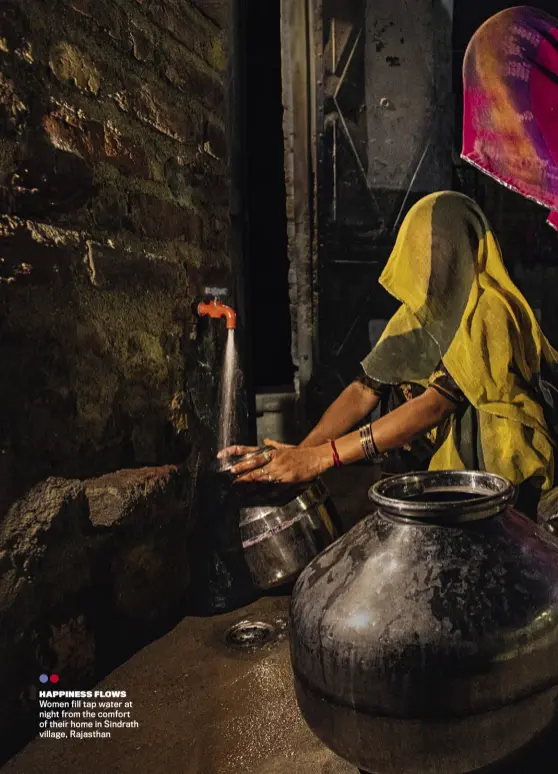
[39,674,49,684]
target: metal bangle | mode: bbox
[369,426,379,456]
[360,423,383,463]
[364,426,374,460]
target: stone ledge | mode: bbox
[86,464,181,528]
[0,464,195,763]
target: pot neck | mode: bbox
[369,471,516,525]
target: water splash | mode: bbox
[218,328,239,452]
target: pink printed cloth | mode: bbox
[462,6,558,231]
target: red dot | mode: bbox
[50,674,59,684]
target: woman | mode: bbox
[220,7,558,516]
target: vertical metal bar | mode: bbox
[280,0,316,433]
[307,0,319,382]
[332,118,337,222]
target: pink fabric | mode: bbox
[462,6,558,230]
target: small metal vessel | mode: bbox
[238,477,339,590]
[216,448,340,590]
[290,470,558,774]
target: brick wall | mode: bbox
[0,0,232,509]
[0,0,237,756]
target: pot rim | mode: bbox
[369,470,516,522]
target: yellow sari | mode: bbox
[361,191,558,492]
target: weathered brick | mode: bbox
[130,192,203,242]
[75,319,110,356]
[0,3,31,52]
[206,32,226,73]
[146,0,198,49]
[49,42,101,95]
[130,18,155,62]
[0,224,80,285]
[104,125,151,178]
[6,147,95,216]
[144,0,223,71]
[0,136,17,181]
[204,121,227,160]
[43,112,104,160]
[86,241,187,291]
[203,214,229,251]
[190,0,228,29]
[164,155,228,206]
[184,261,230,299]
[43,112,150,179]
[90,186,131,230]
[116,80,202,145]
[69,0,128,47]
[162,41,224,111]
[0,72,27,136]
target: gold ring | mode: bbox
[264,450,272,463]
[267,472,273,482]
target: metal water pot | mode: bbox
[218,448,340,590]
[290,470,558,774]
[538,486,558,535]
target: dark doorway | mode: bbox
[245,0,294,392]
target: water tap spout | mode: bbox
[198,299,237,330]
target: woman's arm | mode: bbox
[299,381,381,448]
[218,380,380,468]
[333,386,455,464]
[233,387,457,483]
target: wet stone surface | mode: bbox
[0,596,356,774]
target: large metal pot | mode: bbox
[290,470,558,774]
[218,448,340,590]
[538,486,558,535]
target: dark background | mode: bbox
[244,1,558,392]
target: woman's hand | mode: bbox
[217,440,294,477]
[233,439,332,485]
[217,444,260,460]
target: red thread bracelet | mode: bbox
[329,439,342,469]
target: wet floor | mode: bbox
[1,466,377,774]
[0,595,355,774]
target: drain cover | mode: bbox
[224,620,276,649]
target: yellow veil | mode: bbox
[361,191,558,490]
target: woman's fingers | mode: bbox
[230,449,276,475]
[234,459,298,485]
[235,460,278,483]
[235,467,271,483]
[235,472,261,483]
[229,446,307,484]
[217,444,258,459]
[218,440,292,461]
[263,438,294,449]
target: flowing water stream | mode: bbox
[217,328,239,454]
[206,327,252,612]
